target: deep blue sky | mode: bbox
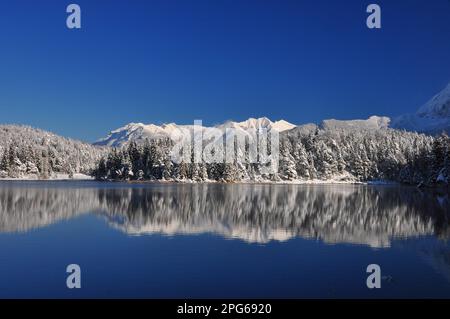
[0,0,449,142]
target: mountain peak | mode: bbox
[416,82,450,118]
[236,117,296,131]
[237,117,273,129]
[272,119,297,132]
[112,122,144,133]
[391,82,450,134]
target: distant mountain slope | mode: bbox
[94,117,296,147]
[391,83,450,134]
[94,82,450,149]
[321,116,390,131]
[0,125,107,179]
[94,115,397,149]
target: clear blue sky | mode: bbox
[0,0,449,142]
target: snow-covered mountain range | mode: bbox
[95,115,397,147]
[94,115,397,148]
[95,82,450,147]
[94,117,297,147]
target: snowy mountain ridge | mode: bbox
[94,116,392,147]
[417,82,450,118]
[94,117,297,147]
[320,115,390,131]
[391,82,450,134]
[95,81,450,147]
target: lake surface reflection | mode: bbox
[0,181,449,298]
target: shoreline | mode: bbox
[1,175,448,189]
[0,177,399,186]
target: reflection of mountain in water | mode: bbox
[0,183,449,247]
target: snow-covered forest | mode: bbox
[1,122,449,186]
[92,125,450,186]
[0,125,107,179]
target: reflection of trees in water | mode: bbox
[0,184,449,247]
[0,186,99,232]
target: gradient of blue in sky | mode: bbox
[0,0,449,141]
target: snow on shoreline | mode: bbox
[0,176,398,186]
[0,173,94,181]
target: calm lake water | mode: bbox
[0,181,449,298]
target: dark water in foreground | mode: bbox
[0,181,449,298]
